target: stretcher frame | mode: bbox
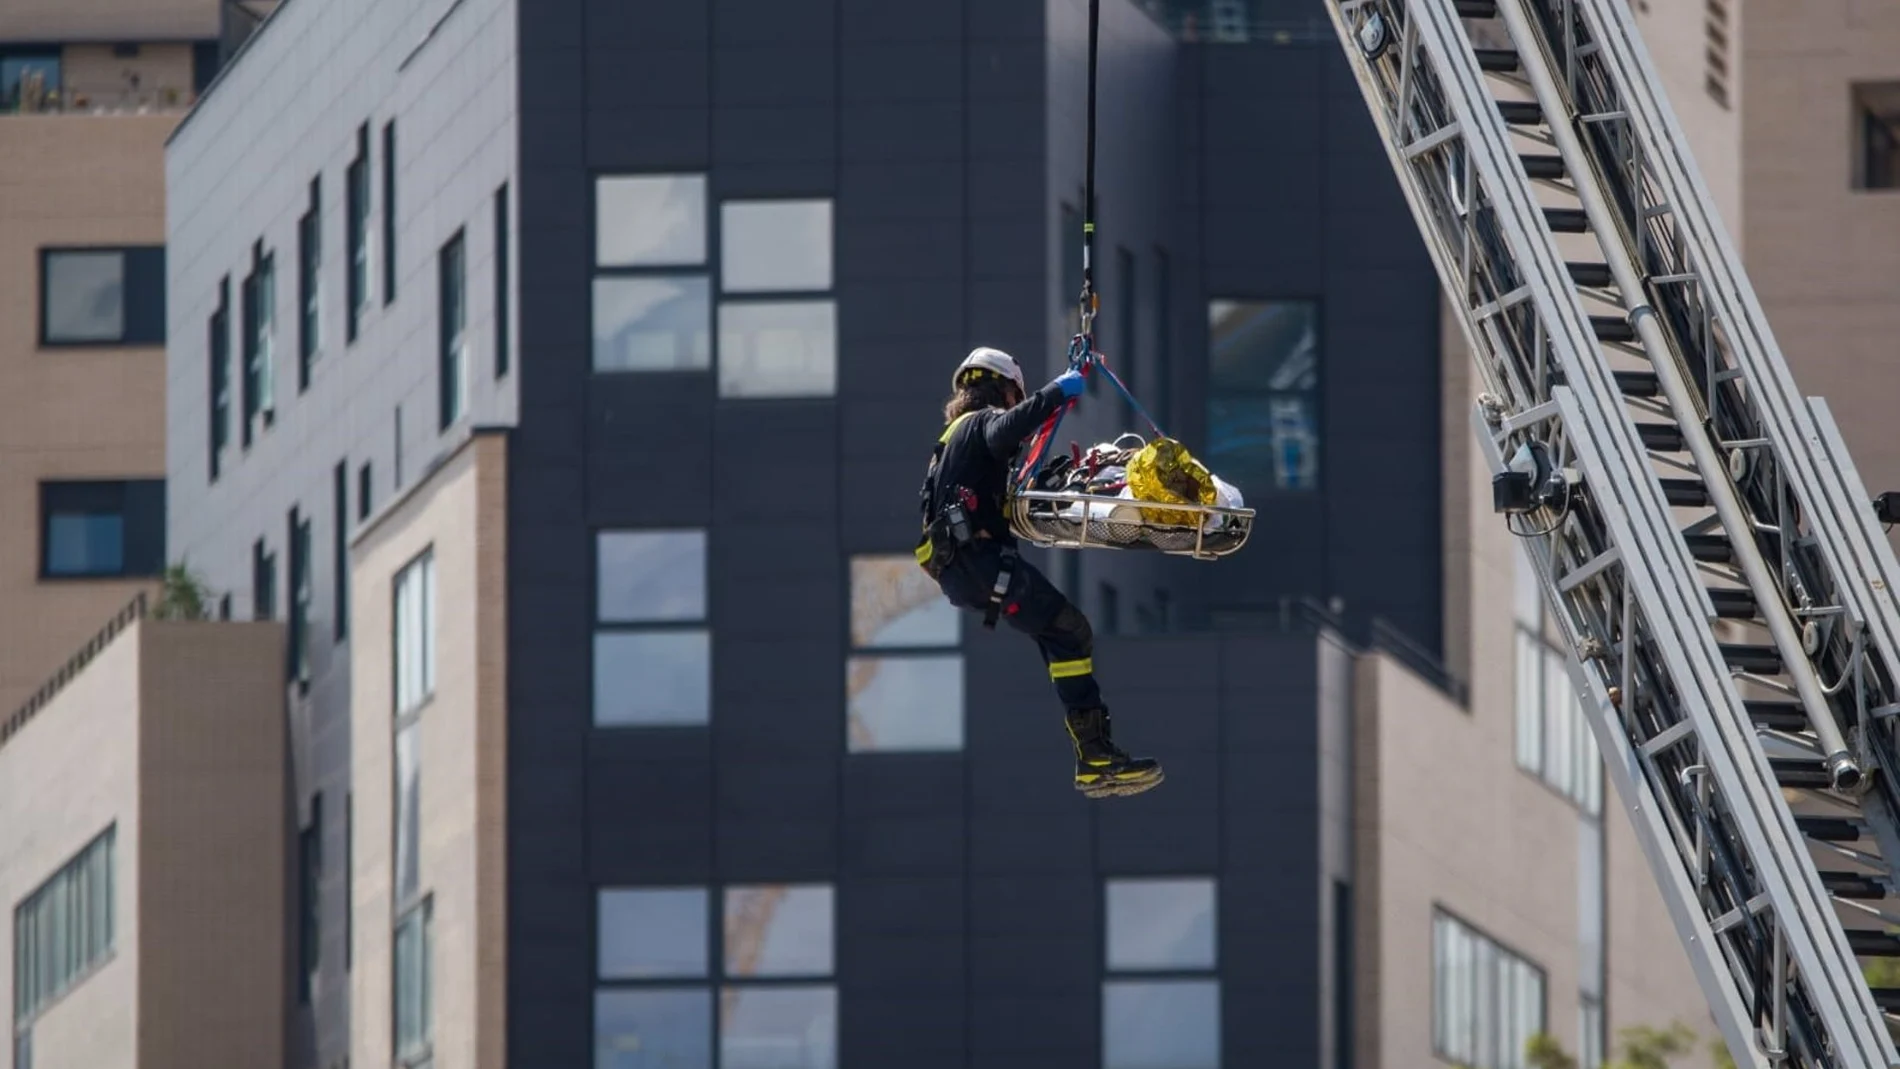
[1007,488,1255,560]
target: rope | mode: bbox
[1080,0,1100,335]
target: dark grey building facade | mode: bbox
[165,0,1442,1066]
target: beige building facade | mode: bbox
[0,1,219,713]
[0,605,286,1069]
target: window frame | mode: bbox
[393,548,437,720]
[1204,295,1324,494]
[1430,906,1548,1069]
[346,123,371,341]
[38,479,164,581]
[393,894,433,1066]
[209,276,232,480]
[382,120,397,306]
[592,528,711,728]
[37,245,164,349]
[1100,874,1222,1069]
[288,505,313,689]
[844,553,965,754]
[12,824,117,1031]
[240,241,277,446]
[438,228,468,431]
[298,175,322,389]
[590,172,713,376]
[714,195,837,400]
[593,881,839,1069]
[494,182,511,379]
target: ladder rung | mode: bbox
[1722,643,1783,674]
[1707,588,1758,619]
[1684,532,1730,561]
[1476,48,1520,72]
[1456,0,1499,17]
[1616,370,1660,397]
[1820,871,1887,900]
[1567,261,1614,287]
[1591,315,1636,342]
[1851,930,1900,956]
[1771,757,1828,788]
[1747,700,1807,732]
[1522,153,1566,180]
[1545,207,1590,232]
[1637,422,1685,452]
[1661,479,1709,507]
[1796,816,1861,842]
[1497,99,1543,125]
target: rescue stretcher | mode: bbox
[1008,489,1255,560]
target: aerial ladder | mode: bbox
[1321,0,1900,1064]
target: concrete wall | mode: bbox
[1739,2,1900,504]
[163,0,519,1059]
[349,431,508,1069]
[0,0,217,44]
[0,616,287,1069]
[0,114,174,713]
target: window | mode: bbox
[846,555,962,752]
[382,120,397,305]
[358,462,373,521]
[438,229,467,430]
[1206,299,1320,493]
[39,479,164,579]
[241,241,277,444]
[594,530,710,726]
[1578,816,1605,1069]
[1853,82,1900,190]
[253,537,277,619]
[394,897,432,1065]
[39,246,165,347]
[1704,0,1730,108]
[334,462,349,641]
[344,793,354,971]
[13,826,115,1028]
[593,174,711,374]
[1432,909,1547,1069]
[595,883,837,1069]
[395,550,437,716]
[209,276,231,480]
[495,183,511,378]
[299,794,323,1002]
[1,47,60,113]
[347,124,370,341]
[718,198,837,398]
[299,176,322,388]
[1514,551,1602,814]
[289,506,312,687]
[1102,876,1220,1069]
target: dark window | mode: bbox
[299,793,323,1002]
[1854,82,1900,190]
[2,47,61,113]
[298,176,322,390]
[439,229,467,430]
[253,537,277,620]
[394,406,404,489]
[382,120,397,305]
[1334,879,1352,1069]
[191,40,221,93]
[39,246,165,347]
[240,241,277,446]
[346,124,370,341]
[1153,247,1172,430]
[209,276,231,480]
[358,462,372,521]
[495,183,510,378]
[335,461,349,641]
[1206,298,1321,493]
[289,506,312,687]
[39,479,165,579]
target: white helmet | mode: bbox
[953,346,1026,394]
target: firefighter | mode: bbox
[914,346,1164,799]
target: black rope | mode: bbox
[1080,0,1100,335]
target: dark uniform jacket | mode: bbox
[924,380,1069,544]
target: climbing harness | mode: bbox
[1003,0,1254,561]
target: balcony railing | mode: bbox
[3,86,198,117]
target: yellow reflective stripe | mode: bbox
[1049,658,1094,680]
[938,410,978,444]
[914,541,933,564]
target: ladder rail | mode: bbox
[1321,0,1900,1063]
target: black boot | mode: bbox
[1065,707,1164,799]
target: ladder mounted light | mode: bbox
[1492,439,1571,516]
[1873,491,1900,526]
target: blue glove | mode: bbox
[1056,369,1087,399]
